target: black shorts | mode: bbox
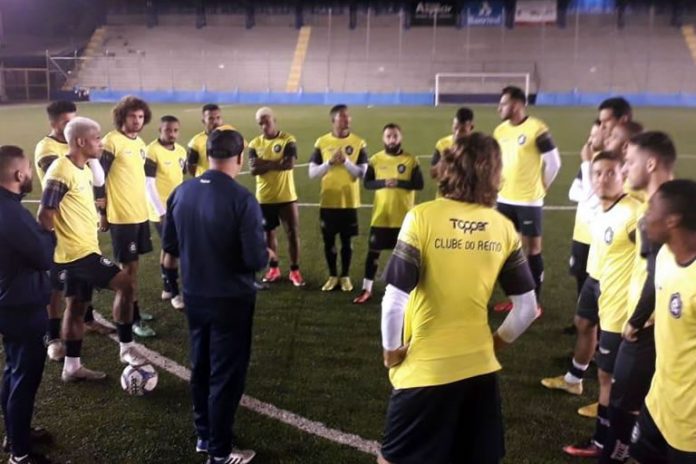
[569,240,590,278]
[110,221,153,263]
[576,276,601,324]
[260,201,295,232]
[368,227,399,251]
[595,330,623,374]
[381,373,505,464]
[52,253,120,303]
[610,326,656,411]
[497,202,543,237]
[630,406,696,464]
[320,208,358,238]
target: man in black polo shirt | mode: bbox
[163,128,266,464]
[0,146,55,464]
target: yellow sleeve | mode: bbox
[102,134,117,155]
[359,138,367,150]
[146,144,158,163]
[44,160,69,185]
[287,133,297,144]
[187,135,197,150]
[313,137,322,149]
[397,209,422,254]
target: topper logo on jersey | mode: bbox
[345,146,354,155]
[518,134,527,145]
[140,149,146,160]
[449,218,488,234]
[179,159,185,170]
[273,144,282,153]
[669,292,683,319]
[604,227,614,244]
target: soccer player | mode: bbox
[353,123,423,304]
[544,151,640,458]
[100,96,156,338]
[248,107,305,287]
[37,117,147,382]
[145,115,186,310]
[600,132,676,463]
[597,97,633,146]
[429,107,474,179]
[628,179,696,464]
[35,101,112,363]
[187,103,225,177]
[378,133,538,464]
[309,104,368,292]
[493,86,561,311]
[604,121,644,157]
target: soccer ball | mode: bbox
[120,364,158,396]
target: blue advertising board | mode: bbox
[467,1,504,27]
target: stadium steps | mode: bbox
[286,26,312,92]
[681,25,696,65]
[62,26,108,90]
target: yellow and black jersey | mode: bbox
[365,150,423,228]
[310,132,368,209]
[41,156,99,263]
[493,116,555,205]
[187,124,238,177]
[248,131,298,204]
[385,198,533,389]
[34,136,69,186]
[144,140,186,222]
[645,246,696,452]
[430,134,454,167]
[101,130,148,225]
[589,194,640,333]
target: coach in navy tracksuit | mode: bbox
[163,129,266,464]
[0,146,55,464]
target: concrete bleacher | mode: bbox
[73,12,696,96]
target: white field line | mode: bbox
[93,312,381,456]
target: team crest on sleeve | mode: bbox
[345,146,354,155]
[604,227,614,244]
[669,292,683,319]
[273,144,282,153]
[517,134,527,145]
[397,164,406,174]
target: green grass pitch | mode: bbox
[1,103,695,464]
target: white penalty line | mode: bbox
[93,312,380,456]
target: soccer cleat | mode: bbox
[578,402,599,418]
[253,281,269,291]
[207,448,256,464]
[161,290,173,300]
[540,375,583,395]
[133,321,156,338]
[85,320,116,335]
[139,311,155,322]
[195,438,209,454]
[339,277,353,292]
[119,346,148,367]
[352,290,372,304]
[562,439,602,458]
[321,276,339,292]
[61,366,107,383]
[45,339,65,362]
[8,453,54,464]
[171,295,185,311]
[493,300,513,312]
[262,267,282,283]
[288,270,306,287]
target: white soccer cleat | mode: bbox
[208,448,256,464]
[119,346,148,367]
[46,339,65,362]
[171,295,185,310]
[61,366,107,383]
[161,290,173,300]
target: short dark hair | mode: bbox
[438,133,502,207]
[0,145,25,182]
[202,103,220,114]
[621,120,643,137]
[330,104,348,121]
[657,179,696,231]
[628,131,677,168]
[112,96,152,129]
[501,86,526,105]
[592,150,623,164]
[207,129,245,159]
[598,97,632,120]
[161,115,179,124]
[593,118,601,126]
[46,101,77,120]
[455,107,474,124]
[383,123,401,132]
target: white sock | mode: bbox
[564,359,590,384]
[363,279,374,292]
[120,341,134,353]
[63,356,81,374]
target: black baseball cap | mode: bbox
[207,129,244,159]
